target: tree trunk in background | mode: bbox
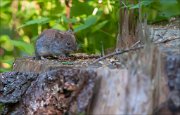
[116,0,139,49]
[65,0,73,29]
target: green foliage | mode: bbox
[74,15,98,32]
[0,0,179,72]
[18,17,50,29]
[0,35,34,72]
[140,0,180,23]
[121,0,180,23]
[0,35,34,54]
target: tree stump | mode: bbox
[0,27,180,115]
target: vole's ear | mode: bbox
[55,31,64,39]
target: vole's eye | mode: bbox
[66,42,71,46]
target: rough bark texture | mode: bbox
[0,53,179,115]
[0,68,96,115]
[1,48,179,115]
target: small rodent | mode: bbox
[35,29,77,59]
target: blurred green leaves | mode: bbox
[18,17,50,29]
[141,0,180,23]
[0,35,34,55]
[0,35,34,72]
[127,1,152,9]
[11,40,34,55]
[92,20,108,32]
[74,15,98,32]
[0,35,14,51]
[120,0,180,23]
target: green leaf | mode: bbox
[124,1,153,9]
[61,15,78,24]
[18,18,50,29]
[74,24,89,32]
[0,56,14,72]
[160,0,177,4]
[129,0,153,9]
[92,20,108,32]
[74,15,97,32]
[61,62,74,65]
[160,0,180,18]
[71,1,94,16]
[85,15,97,26]
[0,35,14,51]
[0,0,11,7]
[10,40,34,55]
[0,68,11,72]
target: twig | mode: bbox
[154,36,180,44]
[92,37,180,64]
[92,46,143,63]
[153,28,169,42]
[121,1,127,8]
[130,40,140,48]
